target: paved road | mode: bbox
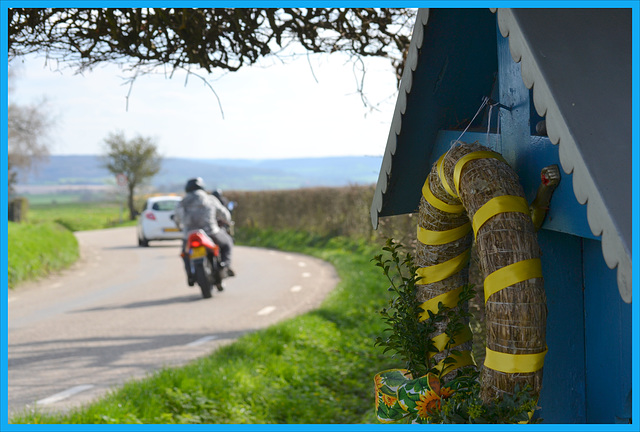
[7,227,339,417]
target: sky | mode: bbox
[8,45,400,160]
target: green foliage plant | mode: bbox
[373,238,541,424]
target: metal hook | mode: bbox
[487,97,513,111]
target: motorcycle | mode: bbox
[182,229,225,299]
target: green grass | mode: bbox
[10,228,400,424]
[29,201,137,231]
[7,221,80,288]
[9,201,137,289]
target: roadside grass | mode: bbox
[29,201,137,232]
[7,221,80,288]
[10,228,400,424]
[9,202,138,289]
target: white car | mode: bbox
[137,195,183,246]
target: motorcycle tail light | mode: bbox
[145,212,156,221]
[190,239,202,248]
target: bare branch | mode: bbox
[9,8,416,86]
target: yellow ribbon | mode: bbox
[437,153,458,198]
[472,195,530,237]
[484,258,543,303]
[416,249,471,285]
[417,222,471,246]
[419,285,465,320]
[453,151,507,195]
[484,347,548,374]
[422,176,465,214]
[430,325,473,356]
[434,350,476,375]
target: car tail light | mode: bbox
[145,212,156,221]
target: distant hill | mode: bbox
[15,155,384,193]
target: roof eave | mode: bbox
[370,8,430,230]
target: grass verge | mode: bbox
[9,202,138,289]
[10,228,398,424]
[7,221,80,289]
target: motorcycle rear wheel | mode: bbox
[195,260,213,299]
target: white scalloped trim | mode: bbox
[494,8,631,302]
[371,9,430,229]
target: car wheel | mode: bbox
[138,234,149,247]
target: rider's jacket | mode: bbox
[174,189,231,238]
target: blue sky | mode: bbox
[9,46,399,160]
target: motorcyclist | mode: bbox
[211,188,235,236]
[211,188,229,207]
[174,178,235,284]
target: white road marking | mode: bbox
[284,255,293,260]
[257,306,276,316]
[187,335,218,347]
[290,285,302,293]
[50,283,62,289]
[297,262,307,267]
[36,385,94,405]
[302,272,311,278]
[76,272,86,277]
[8,297,18,303]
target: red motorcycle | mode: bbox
[182,229,224,298]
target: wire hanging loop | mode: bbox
[449,96,514,157]
[449,96,490,155]
[486,103,494,146]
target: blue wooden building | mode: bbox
[370,8,633,424]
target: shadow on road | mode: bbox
[71,294,209,312]
[104,243,181,250]
[9,329,259,370]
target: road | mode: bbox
[7,226,339,417]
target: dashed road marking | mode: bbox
[187,336,218,347]
[290,285,302,293]
[284,255,293,260]
[36,385,94,405]
[297,262,307,267]
[302,272,311,278]
[257,306,276,316]
[50,283,62,289]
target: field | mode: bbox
[28,201,138,231]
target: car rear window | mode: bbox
[152,200,179,211]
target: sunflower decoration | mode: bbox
[375,370,455,423]
[374,369,412,423]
